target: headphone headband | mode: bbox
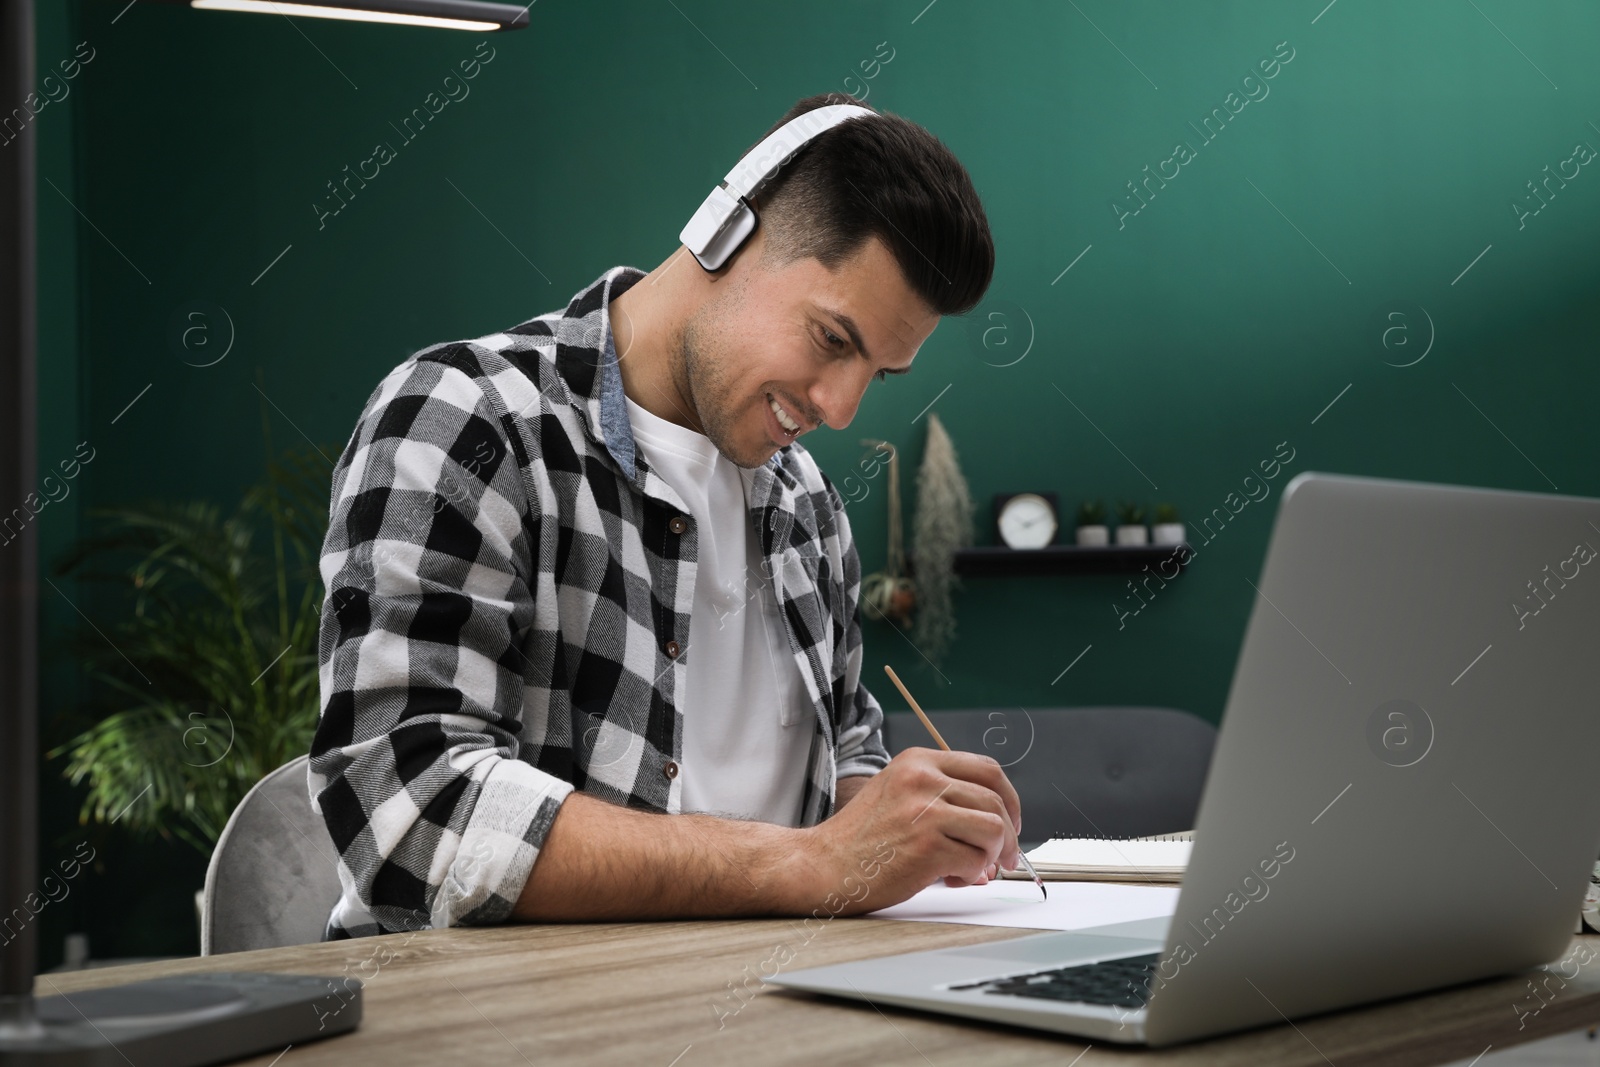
[680,104,875,272]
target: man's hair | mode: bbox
[741,92,994,318]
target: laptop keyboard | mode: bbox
[948,952,1160,1008]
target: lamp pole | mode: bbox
[0,0,44,1037]
[0,4,365,1062]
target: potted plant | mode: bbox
[1151,502,1186,545]
[1075,499,1109,546]
[47,432,332,933]
[1114,500,1149,545]
[908,413,973,667]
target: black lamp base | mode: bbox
[0,973,361,1066]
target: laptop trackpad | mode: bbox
[947,923,1168,966]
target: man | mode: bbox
[310,93,1021,939]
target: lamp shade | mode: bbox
[141,0,531,31]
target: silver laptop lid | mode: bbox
[1143,472,1600,1046]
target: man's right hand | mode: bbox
[799,747,1024,916]
[513,746,1024,923]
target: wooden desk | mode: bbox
[34,921,1600,1066]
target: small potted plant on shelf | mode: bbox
[1075,499,1109,546]
[1151,502,1186,545]
[1114,500,1149,545]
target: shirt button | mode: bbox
[669,516,689,534]
[663,760,679,780]
[665,640,681,657]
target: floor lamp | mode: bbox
[0,0,522,1059]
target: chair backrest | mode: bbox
[201,754,341,955]
[883,706,1217,846]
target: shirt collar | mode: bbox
[558,264,787,486]
[537,264,642,481]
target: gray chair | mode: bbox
[201,754,342,955]
[882,707,1217,847]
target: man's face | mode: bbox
[675,234,940,468]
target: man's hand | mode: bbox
[802,747,1023,916]
[512,750,1022,923]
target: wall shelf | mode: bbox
[948,543,1192,577]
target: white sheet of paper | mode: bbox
[866,879,1181,932]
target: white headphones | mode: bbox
[679,104,876,272]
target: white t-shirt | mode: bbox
[623,394,813,826]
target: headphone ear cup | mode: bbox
[690,201,758,271]
[681,103,871,271]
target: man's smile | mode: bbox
[766,392,806,440]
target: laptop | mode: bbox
[770,471,1600,1046]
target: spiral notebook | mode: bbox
[1001,830,1194,884]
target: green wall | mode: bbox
[33,0,1600,960]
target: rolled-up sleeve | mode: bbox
[309,352,572,936]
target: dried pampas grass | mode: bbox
[910,413,973,666]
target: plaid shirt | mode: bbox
[309,265,890,939]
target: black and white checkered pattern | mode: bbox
[309,266,890,939]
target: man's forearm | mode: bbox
[512,792,821,921]
[514,749,1025,923]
